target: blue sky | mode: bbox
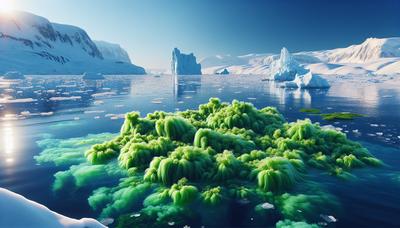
[8,0,400,69]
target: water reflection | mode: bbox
[173,75,202,100]
[2,122,16,165]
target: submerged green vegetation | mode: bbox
[37,98,382,226]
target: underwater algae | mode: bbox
[45,98,382,226]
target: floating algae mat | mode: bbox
[299,108,321,114]
[321,112,365,121]
[55,98,383,227]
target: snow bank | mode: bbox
[269,48,308,81]
[0,188,105,228]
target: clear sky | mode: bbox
[4,0,400,70]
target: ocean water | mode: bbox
[0,74,399,227]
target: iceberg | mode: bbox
[0,188,105,228]
[217,68,229,75]
[283,71,330,88]
[82,72,105,80]
[269,47,308,81]
[171,48,202,75]
[2,71,25,80]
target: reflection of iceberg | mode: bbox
[0,188,105,228]
[267,82,327,106]
[173,75,202,99]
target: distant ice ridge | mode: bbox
[269,48,308,81]
[2,71,25,79]
[0,188,105,228]
[201,37,400,75]
[0,11,145,75]
[171,48,202,75]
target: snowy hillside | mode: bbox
[201,37,400,75]
[0,188,105,228]
[94,40,131,63]
[0,11,145,75]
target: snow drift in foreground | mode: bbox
[0,188,105,228]
[0,11,145,75]
[201,37,400,75]
[171,48,202,75]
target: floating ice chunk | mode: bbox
[376,132,383,136]
[91,92,116,98]
[100,218,114,226]
[370,124,379,127]
[49,96,81,101]
[260,202,275,209]
[0,98,37,103]
[320,214,337,223]
[171,48,202,75]
[293,72,330,88]
[269,47,308,81]
[40,112,54,116]
[168,221,175,226]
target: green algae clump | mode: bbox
[299,108,321,114]
[321,112,364,121]
[49,98,382,224]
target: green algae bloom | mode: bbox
[321,112,364,121]
[44,98,382,225]
[299,108,321,114]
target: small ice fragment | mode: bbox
[370,124,379,127]
[397,136,400,139]
[73,117,80,120]
[184,96,192,99]
[247,97,256,100]
[168,221,175,226]
[130,213,140,218]
[261,202,274,209]
[40,112,54,116]
[367,133,376,137]
[100,218,114,226]
[320,214,337,223]
[352,129,359,133]
[183,225,191,228]
[151,100,163,104]
[21,111,31,116]
[376,132,383,136]
[94,116,100,119]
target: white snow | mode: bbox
[0,11,145,75]
[269,48,308,81]
[94,40,132,63]
[171,48,202,75]
[0,188,105,228]
[291,72,330,88]
[201,37,400,76]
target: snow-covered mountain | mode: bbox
[201,37,400,75]
[0,11,145,75]
[94,40,131,63]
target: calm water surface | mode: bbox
[0,75,399,227]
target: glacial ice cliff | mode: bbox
[171,48,202,75]
[269,47,308,81]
